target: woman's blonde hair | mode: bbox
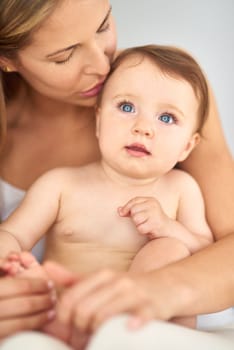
[0,0,58,148]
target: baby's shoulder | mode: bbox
[39,166,78,182]
[164,168,200,191]
[35,165,94,189]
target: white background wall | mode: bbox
[112,0,234,154]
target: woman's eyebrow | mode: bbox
[46,6,112,59]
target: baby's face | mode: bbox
[96,56,200,181]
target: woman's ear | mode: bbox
[178,132,201,162]
[0,57,17,73]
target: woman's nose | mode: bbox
[84,43,110,76]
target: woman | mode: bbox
[0,0,115,340]
[0,0,233,348]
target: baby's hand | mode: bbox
[118,196,170,239]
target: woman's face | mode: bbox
[10,0,117,106]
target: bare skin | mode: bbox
[0,0,233,345]
[0,0,116,339]
[0,1,232,241]
[0,55,213,344]
[179,88,234,239]
[0,252,88,349]
[0,260,55,340]
[0,0,116,189]
[0,57,213,268]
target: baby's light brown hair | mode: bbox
[100,45,209,133]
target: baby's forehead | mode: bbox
[112,53,154,72]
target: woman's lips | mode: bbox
[125,143,151,157]
[80,81,105,98]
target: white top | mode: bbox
[0,179,45,262]
[0,179,25,221]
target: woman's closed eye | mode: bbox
[53,50,75,65]
[98,21,110,33]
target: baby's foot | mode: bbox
[16,251,49,280]
[0,252,24,276]
[2,251,48,280]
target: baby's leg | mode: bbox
[129,238,195,328]
[130,237,190,272]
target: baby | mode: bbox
[0,45,213,345]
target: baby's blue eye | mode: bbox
[159,114,174,124]
[120,103,135,113]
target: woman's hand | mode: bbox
[44,262,175,333]
[0,276,55,339]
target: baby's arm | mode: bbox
[0,168,66,258]
[174,171,214,252]
[119,171,213,254]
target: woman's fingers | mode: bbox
[0,293,55,319]
[0,277,53,298]
[0,277,56,339]
[0,310,54,339]
[84,276,154,331]
[58,271,157,333]
[57,269,117,325]
[91,292,154,331]
[71,279,126,331]
[43,261,78,287]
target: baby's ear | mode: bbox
[95,106,101,138]
[178,132,200,162]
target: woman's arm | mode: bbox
[179,85,234,239]
[47,235,234,332]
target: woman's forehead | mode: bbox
[29,0,110,48]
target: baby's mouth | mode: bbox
[125,143,151,156]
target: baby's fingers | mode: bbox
[118,197,149,217]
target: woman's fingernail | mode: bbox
[47,309,56,320]
[50,290,57,303]
[127,317,143,330]
[47,280,54,290]
[118,207,123,215]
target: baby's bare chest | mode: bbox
[52,186,179,251]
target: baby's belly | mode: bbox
[44,241,137,274]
